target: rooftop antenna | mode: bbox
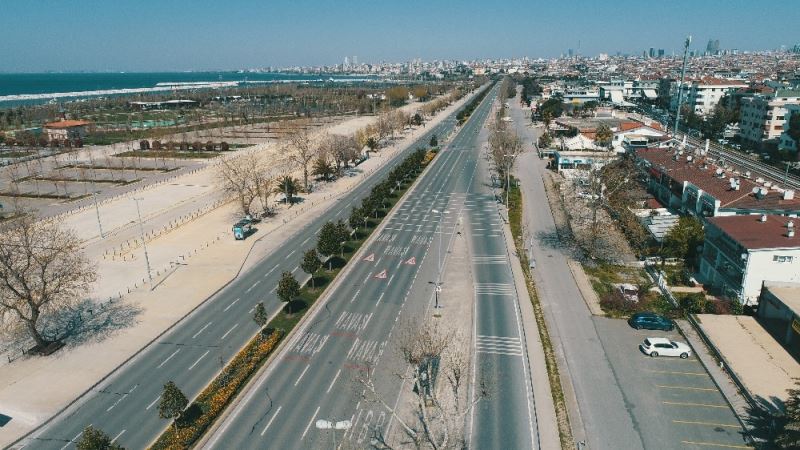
[673,35,692,137]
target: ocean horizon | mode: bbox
[0,72,380,106]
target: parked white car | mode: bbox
[639,337,692,358]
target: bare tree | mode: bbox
[375,113,392,145]
[285,126,316,192]
[489,126,523,189]
[217,153,259,217]
[0,214,97,350]
[355,321,490,449]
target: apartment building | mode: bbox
[779,104,800,153]
[739,88,800,148]
[700,214,800,304]
[670,77,748,116]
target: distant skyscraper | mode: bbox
[352,55,358,66]
[343,56,350,68]
[706,39,721,55]
[649,47,656,58]
[568,48,574,58]
[658,49,665,58]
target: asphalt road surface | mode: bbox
[17,89,479,450]
[202,83,539,449]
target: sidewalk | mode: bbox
[500,211,562,450]
[0,93,475,447]
[676,318,755,432]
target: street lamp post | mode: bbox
[315,419,351,450]
[132,197,153,286]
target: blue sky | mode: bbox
[2,0,797,72]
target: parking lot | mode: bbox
[593,317,753,449]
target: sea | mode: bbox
[0,72,380,107]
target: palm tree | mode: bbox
[274,175,299,205]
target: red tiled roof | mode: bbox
[708,215,800,250]
[619,121,642,132]
[44,120,91,129]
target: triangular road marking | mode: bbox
[363,253,375,262]
[404,257,416,265]
[374,269,387,279]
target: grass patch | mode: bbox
[507,180,575,449]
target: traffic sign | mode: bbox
[363,253,375,262]
[404,256,416,265]
[374,269,387,279]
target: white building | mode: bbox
[779,104,800,152]
[670,77,747,116]
[740,88,800,147]
[699,214,800,304]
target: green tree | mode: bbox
[77,426,123,450]
[317,221,340,269]
[594,124,613,148]
[776,381,800,448]
[349,207,365,234]
[277,271,301,311]
[366,137,378,153]
[679,292,707,314]
[158,381,188,433]
[312,156,335,181]
[538,132,553,148]
[429,134,438,147]
[788,112,800,154]
[663,216,705,266]
[335,220,350,256]
[274,175,298,205]
[301,249,322,288]
[252,302,268,328]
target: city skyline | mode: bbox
[2,0,798,72]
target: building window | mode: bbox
[773,255,794,263]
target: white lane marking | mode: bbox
[111,429,126,444]
[375,292,385,306]
[60,423,92,449]
[301,236,311,245]
[301,405,321,440]
[295,364,311,386]
[189,350,211,371]
[157,349,181,368]
[223,298,240,312]
[265,264,279,277]
[246,280,260,293]
[146,395,161,410]
[193,321,212,338]
[248,307,254,314]
[260,405,283,436]
[327,369,342,393]
[287,250,296,257]
[291,266,299,274]
[221,323,239,340]
[350,288,361,303]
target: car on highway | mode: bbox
[640,337,691,358]
[628,312,674,331]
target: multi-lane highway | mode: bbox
[16,89,479,450]
[201,83,540,449]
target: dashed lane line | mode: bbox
[260,406,283,436]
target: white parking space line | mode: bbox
[189,350,210,371]
[327,369,342,393]
[221,323,239,340]
[157,349,181,368]
[192,321,213,338]
[301,406,321,440]
[223,298,240,312]
[146,395,161,410]
[295,364,311,386]
[260,405,283,436]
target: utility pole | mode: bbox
[133,197,153,286]
[673,35,692,138]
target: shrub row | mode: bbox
[456,81,495,124]
[150,331,282,449]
